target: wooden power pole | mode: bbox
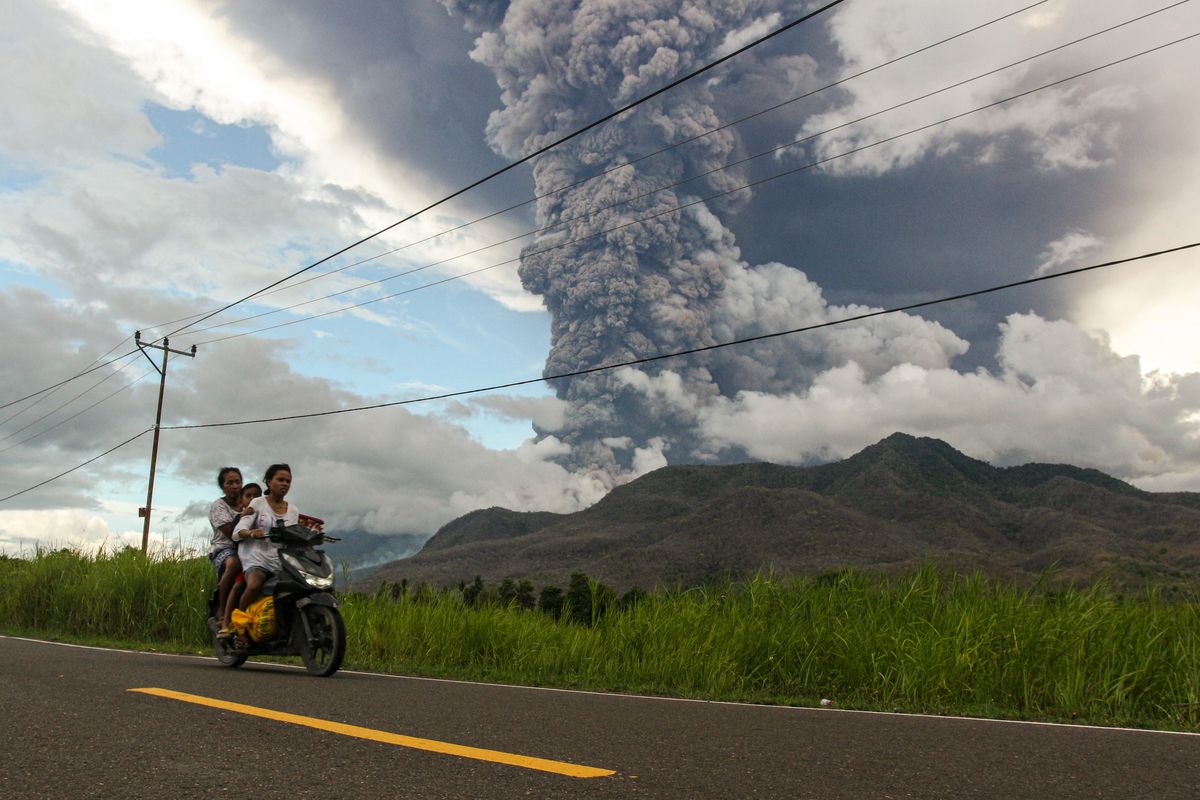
[135,331,196,554]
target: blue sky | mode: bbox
[2,0,1199,556]
[144,105,282,177]
[108,103,553,442]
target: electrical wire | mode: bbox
[160,242,1198,430]
[183,29,1200,347]
[0,346,142,413]
[160,0,849,341]
[186,1,1184,343]
[3,242,1194,505]
[513,2,1191,240]
[0,334,138,417]
[0,335,134,428]
[0,427,153,504]
[0,353,142,444]
[0,367,156,456]
[0,1,848,411]
[2,4,1193,502]
[0,0,1087,402]
[166,0,1056,335]
[14,0,1185,404]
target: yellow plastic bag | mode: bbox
[231,597,277,642]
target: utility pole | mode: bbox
[135,331,196,554]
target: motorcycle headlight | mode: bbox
[281,552,334,589]
[305,573,334,589]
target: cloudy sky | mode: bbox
[2,0,1198,556]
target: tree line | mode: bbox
[373,571,648,626]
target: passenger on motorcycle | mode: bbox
[208,467,243,633]
[216,482,261,639]
[232,464,318,616]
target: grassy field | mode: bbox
[2,547,1198,730]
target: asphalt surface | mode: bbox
[2,635,1197,799]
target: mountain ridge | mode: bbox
[364,433,1200,592]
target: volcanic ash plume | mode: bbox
[444,0,967,478]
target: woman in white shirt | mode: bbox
[232,463,301,612]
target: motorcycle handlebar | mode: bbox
[266,523,328,545]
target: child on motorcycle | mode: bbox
[216,482,261,639]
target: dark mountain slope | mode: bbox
[366,433,1200,592]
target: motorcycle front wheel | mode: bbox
[294,605,346,677]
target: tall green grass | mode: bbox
[3,549,1198,729]
[0,547,210,648]
[344,569,1200,728]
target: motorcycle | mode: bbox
[206,518,346,677]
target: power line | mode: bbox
[3,5,1192,502]
[162,243,1198,431]
[183,29,1199,347]
[0,332,139,415]
[161,0,849,340]
[0,367,155,456]
[0,428,152,504]
[0,0,849,411]
[0,0,1172,416]
[532,1,1055,207]
[0,346,141,413]
[0,353,141,444]
[2,242,1194,505]
[0,0,1059,405]
[167,0,1055,336]
[560,1,1190,232]
[0,335,135,428]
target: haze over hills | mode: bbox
[323,530,427,581]
[363,434,1200,593]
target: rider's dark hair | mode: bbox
[242,482,262,496]
[217,467,242,488]
[264,463,291,483]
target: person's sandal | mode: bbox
[233,634,251,650]
[216,627,234,640]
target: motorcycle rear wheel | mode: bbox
[295,605,345,677]
[215,634,248,668]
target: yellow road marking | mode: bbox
[128,687,614,779]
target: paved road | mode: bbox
[2,635,1197,799]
